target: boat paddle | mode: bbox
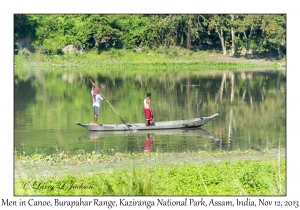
[89,79,135,132]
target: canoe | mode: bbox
[76,113,219,131]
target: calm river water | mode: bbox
[14,69,286,155]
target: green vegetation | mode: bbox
[15,150,286,195]
[14,68,286,196]
[14,14,286,59]
[14,48,281,72]
[14,13,286,197]
[14,69,286,147]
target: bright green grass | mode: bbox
[15,160,285,196]
[15,150,286,196]
[14,48,281,72]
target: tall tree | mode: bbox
[260,14,286,58]
[204,14,230,55]
[229,14,236,56]
[185,15,192,50]
[243,15,263,55]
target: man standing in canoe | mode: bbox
[90,82,105,125]
[143,93,154,126]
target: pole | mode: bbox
[89,79,131,130]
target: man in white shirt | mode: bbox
[90,82,105,125]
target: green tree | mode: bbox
[27,15,74,54]
[203,14,231,55]
[241,15,264,55]
[13,14,286,58]
[14,14,37,54]
[260,14,286,58]
[230,14,286,58]
[146,14,179,47]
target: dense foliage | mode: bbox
[14,14,286,58]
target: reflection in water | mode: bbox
[14,70,286,154]
[144,134,154,152]
[89,135,99,153]
[84,132,156,153]
[75,128,221,154]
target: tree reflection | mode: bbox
[14,69,286,153]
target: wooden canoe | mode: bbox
[76,113,219,131]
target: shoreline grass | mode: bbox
[15,159,286,196]
[15,149,286,196]
[14,48,284,72]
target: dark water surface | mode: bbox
[14,69,286,155]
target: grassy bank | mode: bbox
[14,48,284,72]
[15,149,286,196]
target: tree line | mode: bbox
[14,14,286,58]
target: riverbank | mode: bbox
[14,48,285,72]
[15,149,286,195]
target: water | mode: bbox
[14,69,286,155]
